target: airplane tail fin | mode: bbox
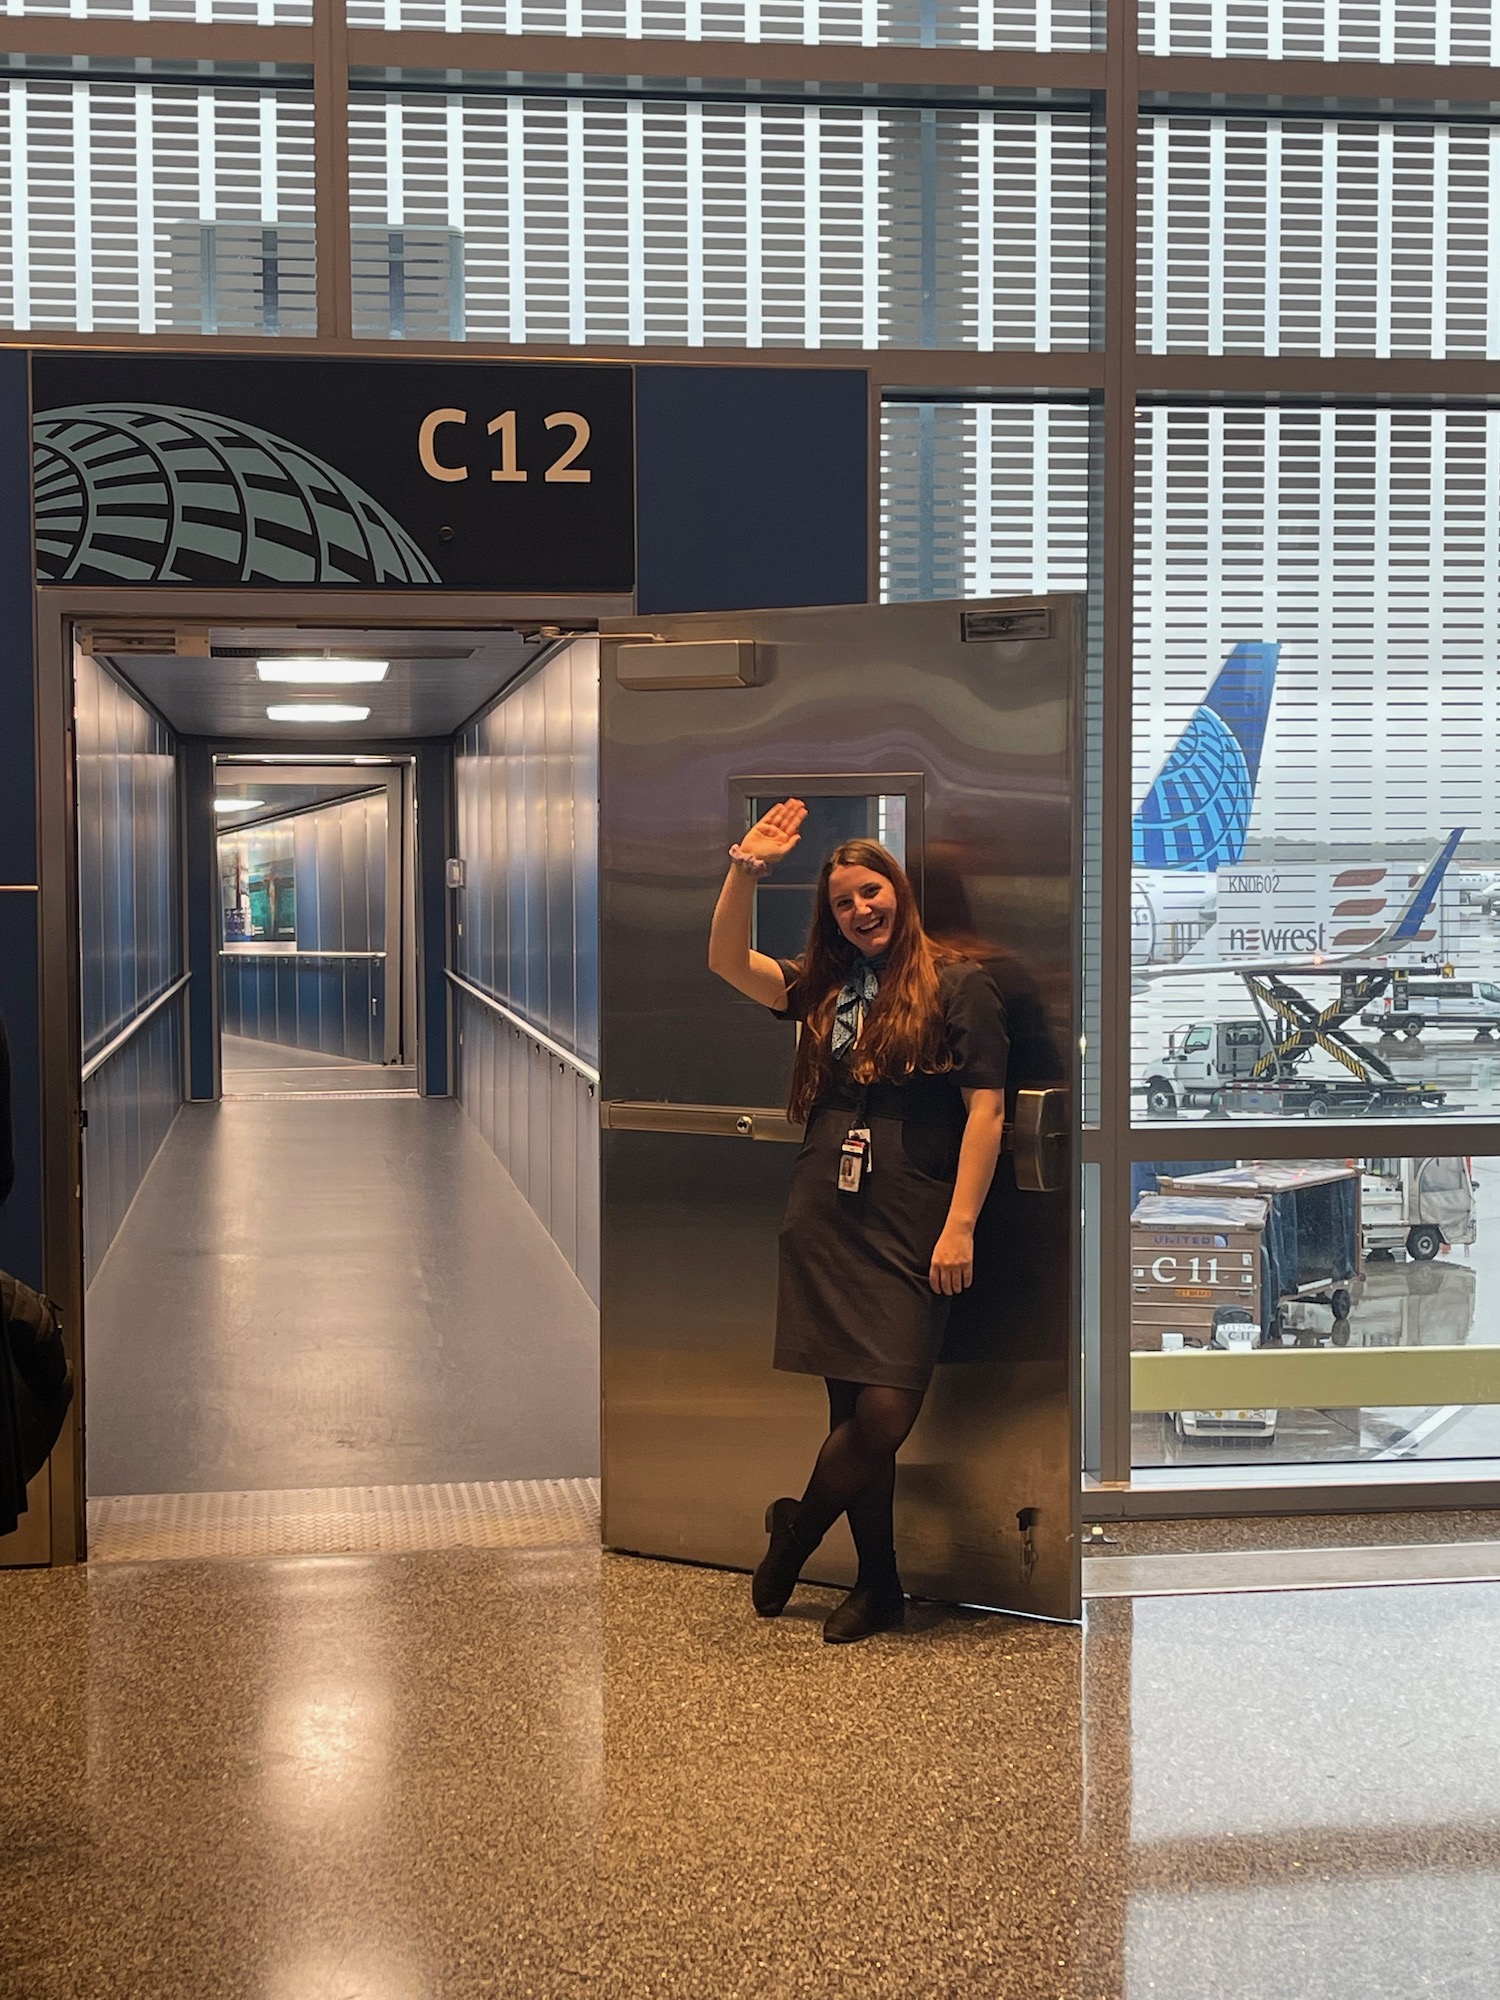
[1133,642,1280,872]
[1364,828,1464,955]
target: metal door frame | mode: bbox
[211,757,410,1067]
[30,584,630,1563]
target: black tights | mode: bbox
[796,1379,923,1590]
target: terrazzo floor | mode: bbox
[4,1544,1500,1999]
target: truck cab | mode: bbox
[1142,1019,1273,1116]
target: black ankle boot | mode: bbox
[752,1498,815,1617]
[822,1581,906,1644]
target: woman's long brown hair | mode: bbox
[787,839,959,1123]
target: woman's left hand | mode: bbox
[929,1222,975,1296]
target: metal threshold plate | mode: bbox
[1083,1540,1500,1599]
[88,1478,601,1564]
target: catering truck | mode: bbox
[1141,1017,1447,1118]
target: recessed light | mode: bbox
[266,704,372,724]
[214,797,264,813]
[256,659,389,684]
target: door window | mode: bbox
[737,782,919,961]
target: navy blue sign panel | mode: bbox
[30,355,635,594]
[635,366,869,614]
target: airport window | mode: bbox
[0,81,316,334]
[347,96,1094,350]
[880,401,1092,602]
[1132,403,1500,1123]
[15,0,1500,1533]
[1130,1153,1500,1474]
[1138,0,1500,63]
[2,0,310,17]
[1140,115,1500,358]
[170,223,316,338]
[341,0,1100,49]
[351,225,465,341]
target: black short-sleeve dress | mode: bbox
[770,959,1009,1391]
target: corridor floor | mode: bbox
[83,1093,600,1496]
[3,1546,1499,2000]
[221,1032,419,1097]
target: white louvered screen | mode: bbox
[348,96,1094,349]
[1141,116,1500,357]
[3,0,310,18]
[342,0,1099,49]
[0,81,316,333]
[1139,0,1500,62]
[881,396,1098,1118]
[880,401,1091,600]
[1135,407,1500,853]
[1133,407,1500,1108]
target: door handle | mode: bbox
[1011,1085,1070,1193]
[601,1101,804,1142]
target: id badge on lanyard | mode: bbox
[838,1126,872,1194]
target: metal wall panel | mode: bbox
[453,994,601,1301]
[453,637,601,1293]
[74,652,182,1286]
[219,952,385,1061]
[83,998,183,1289]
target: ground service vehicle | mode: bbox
[1360,978,1500,1040]
[1361,1157,1477,1260]
[1142,1018,1446,1118]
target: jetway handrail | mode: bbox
[81,973,191,1084]
[218,948,386,959]
[446,969,600,1088]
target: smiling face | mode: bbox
[827,862,899,958]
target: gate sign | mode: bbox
[30,355,635,594]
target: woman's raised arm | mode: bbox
[708,797,807,1007]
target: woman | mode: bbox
[708,799,1008,1643]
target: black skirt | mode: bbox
[771,961,1010,1393]
[774,1099,958,1391]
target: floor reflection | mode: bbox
[5,1547,1500,1996]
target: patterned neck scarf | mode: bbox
[831,954,886,1059]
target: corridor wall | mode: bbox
[453,639,600,1300]
[219,791,389,1062]
[76,652,182,1286]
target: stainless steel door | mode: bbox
[598,597,1081,1620]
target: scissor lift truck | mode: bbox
[1141,965,1448,1118]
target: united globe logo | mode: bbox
[33,403,440,586]
[1132,704,1254,873]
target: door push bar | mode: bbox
[600,1085,1071,1193]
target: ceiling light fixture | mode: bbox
[266,704,372,724]
[213,797,264,813]
[256,658,390,684]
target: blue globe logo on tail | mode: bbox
[1132,641,1280,872]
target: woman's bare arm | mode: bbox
[707,798,807,1007]
[929,1087,1005,1296]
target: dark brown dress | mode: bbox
[770,959,1009,1391]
